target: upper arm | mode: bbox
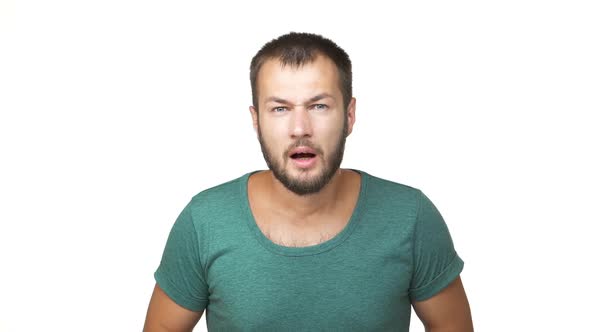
[144,283,204,332]
[411,275,473,332]
[150,199,209,328]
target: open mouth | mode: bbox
[289,149,318,168]
[290,152,317,160]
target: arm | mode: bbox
[143,283,204,332]
[411,276,473,332]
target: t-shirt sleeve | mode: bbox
[408,190,464,302]
[154,201,209,311]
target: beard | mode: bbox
[257,117,348,196]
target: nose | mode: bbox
[290,108,313,138]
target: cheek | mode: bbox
[319,122,345,145]
[260,126,286,152]
[260,117,285,137]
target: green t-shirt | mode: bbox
[154,169,464,331]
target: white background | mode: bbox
[1,0,589,331]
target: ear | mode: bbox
[249,106,259,135]
[345,97,356,136]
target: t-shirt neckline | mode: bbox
[240,169,368,257]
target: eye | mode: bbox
[272,106,288,113]
[311,104,328,111]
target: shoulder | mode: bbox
[359,169,423,207]
[361,171,447,228]
[184,171,253,218]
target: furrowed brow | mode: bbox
[264,96,290,105]
[307,93,334,103]
[264,93,335,105]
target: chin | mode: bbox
[276,164,337,196]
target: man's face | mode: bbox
[250,55,356,196]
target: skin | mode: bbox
[412,276,474,332]
[248,54,357,226]
[143,54,473,331]
[144,284,203,332]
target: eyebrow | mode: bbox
[264,93,335,105]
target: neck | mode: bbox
[265,168,347,223]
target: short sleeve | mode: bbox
[409,190,464,302]
[154,201,209,311]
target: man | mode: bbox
[144,32,473,331]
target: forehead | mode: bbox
[257,55,342,104]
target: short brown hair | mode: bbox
[249,32,352,111]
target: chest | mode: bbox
[205,247,413,331]
[203,199,416,331]
[249,197,356,248]
[254,216,347,247]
